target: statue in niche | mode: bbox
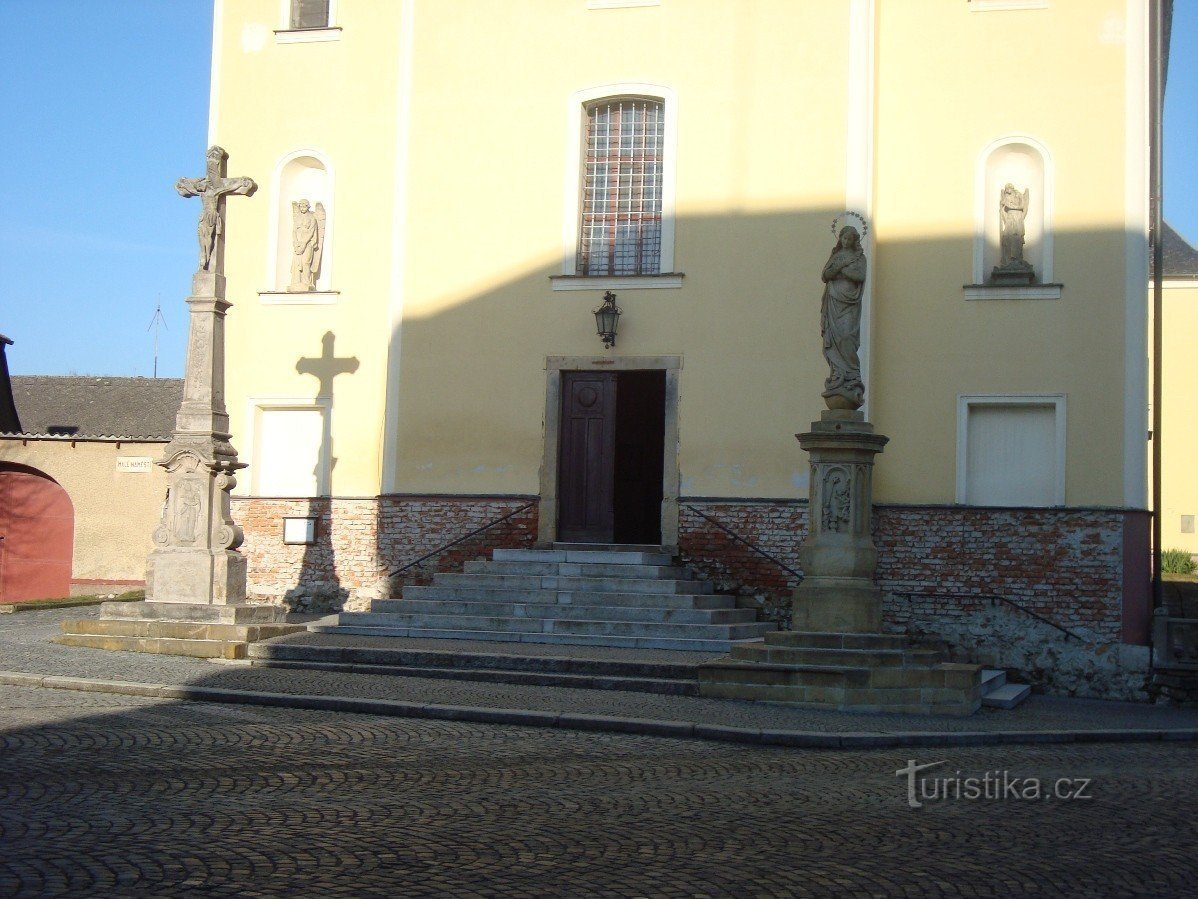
[289,199,326,291]
[822,469,851,533]
[819,225,868,410]
[992,183,1035,284]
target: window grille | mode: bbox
[290,0,330,29]
[577,98,664,276]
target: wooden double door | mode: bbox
[557,370,666,545]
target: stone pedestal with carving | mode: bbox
[699,410,981,716]
[792,410,888,633]
[58,147,303,659]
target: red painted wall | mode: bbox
[0,464,74,602]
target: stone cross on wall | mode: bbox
[176,145,257,279]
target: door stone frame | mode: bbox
[539,355,682,552]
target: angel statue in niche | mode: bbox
[289,199,326,291]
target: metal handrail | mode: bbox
[388,502,535,578]
[894,591,1082,642]
[683,504,804,582]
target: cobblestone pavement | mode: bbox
[2,684,1197,897]
[7,607,1198,735]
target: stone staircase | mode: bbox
[313,544,773,651]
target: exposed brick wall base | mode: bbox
[235,495,1150,700]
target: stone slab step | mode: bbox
[54,632,248,660]
[246,659,698,696]
[763,630,912,651]
[981,668,1008,692]
[729,644,946,668]
[335,611,769,641]
[61,618,304,643]
[247,641,698,679]
[394,588,737,611]
[98,601,287,624]
[433,573,713,595]
[981,682,1032,709]
[371,599,756,625]
[495,548,673,566]
[464,560,690,579]
[698,678,980,716]
[551,542,667,554]
[307,624,764,652]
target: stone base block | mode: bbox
[698,630,982,716]
[56,602,302,660]
[100,601,287,624]
[792,578,882,633]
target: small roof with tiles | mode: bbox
[5,376,183,439]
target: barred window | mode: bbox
[290,0,330,29]
[577,98,664,276]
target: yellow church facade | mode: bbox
[210,0,1160,699]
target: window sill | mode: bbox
[588,0,661,8]
[550,274,683,291]
[963,284,1062,301]
[274,27,342,44]
[259,290,340,305]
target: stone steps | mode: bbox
[318,545,768,652]
[730,643,946,669]
[980,667,1032,708]
[398,588,738,610]
[245,639,701,695]
[55,632,252,660]
[371,599,756,625]
[431,572,715,595]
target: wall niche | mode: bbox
[972,136,1055,295]
[271,151,333,295]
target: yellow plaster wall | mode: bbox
[216,0,403,498]
[1160,283,1198,552]
[871,0,1133,506]
[212,0,1144,508]
[0,439,168,583]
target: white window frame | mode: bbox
[555,83,679,291]
[956,393,1066,506]
[242,396,332,497]
[275,0,341,44]
[260,147,338,304]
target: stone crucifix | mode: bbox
[176,145,257,276]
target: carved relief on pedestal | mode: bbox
[174,479,203,545]
[821,466,852,534]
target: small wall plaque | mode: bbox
[283,516,318,545]
[116,456,153,473]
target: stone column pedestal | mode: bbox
[792,410,888,633]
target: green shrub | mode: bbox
[1161,548,1197,575]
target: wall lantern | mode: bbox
[593,291,622,349]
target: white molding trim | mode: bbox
[963,284,1062,301]
[241,394,333,497]
[560,82,678,277]
[847,0,875,419]
[973,134,1055,284]
[258,290,339,305]
[207,0,223,145]
[1161,279,1198,290]
[955,393,1067,506]
[381,0,416,493]
[1124,0,1150,509]
[587,0,660,8]
[266,147,336,294]
[550,274,682,291]
[274,27,342,44]
[968,0,1048,10]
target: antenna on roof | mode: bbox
[147,299,168,379]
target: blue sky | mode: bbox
[1,2,1195,377]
